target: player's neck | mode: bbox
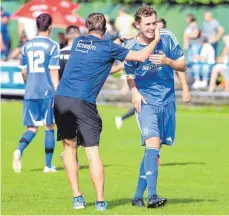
[88,32,103,40]
[37,31,49,38]
[138,34,154,45]
[68,40,73,47]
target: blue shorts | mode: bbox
[136,101,176,146]
[23,98,54,127]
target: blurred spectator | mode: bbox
[115,7,134,36]
[184,14,202,66]
[59,25,81,80]
[203,11,224,54]
[18,17,37,40]
[192,37,215,89]
[58,32,67,49]
[104,18,119,41]
[8,34,28,60]
[157,18,167,29]
[1,11,11,60]
[0,6,3,16]
[208,35,229,92]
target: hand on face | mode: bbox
[154,26,160,43]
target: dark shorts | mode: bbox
[54,95,102,147]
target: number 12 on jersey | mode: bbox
[28,50,45,73]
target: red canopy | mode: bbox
[11,0,85,28]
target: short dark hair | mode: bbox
[158,18,167,28]
[58,32,65,36]
[66,25,80,35]
[135,4,157,23]
[202,37,208,43]
[36,13,52,32]
[86,13,106,35]
[187,13,195,22]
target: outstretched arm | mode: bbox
[125,27,160,62]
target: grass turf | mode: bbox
[1,101,229,215]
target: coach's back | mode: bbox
[56,35,128,104]
[20,36,59,99]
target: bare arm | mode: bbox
[8,47,20,59]
[215,26,224,42]
[187,29,200,40]
[164,58,186,72]
[150,52,187,72]
[127,78,145,113]
[18,22,24,39]
[183,32,189,50]
[176,71,191,103]
[21,68,26,83]
[209,26,224,44]
[110,62,124,74]
[125,27,160,62]
[50,69,59,90]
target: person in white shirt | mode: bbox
[192,37,215,89]
[115,8,135,36]
[208,35,229,92]
[18,17,37,40]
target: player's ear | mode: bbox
[48,25,52,33]
[135,21,140,30]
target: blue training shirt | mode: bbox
[19,36,60,99]
[124,29,184,106]
[56,35,129,104]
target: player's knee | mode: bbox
[27,127,38,134]
[63,139,77,149]
[44,124,55,131]
[145,137,160,149]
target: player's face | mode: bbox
[136,14,157,40]
[204,12,212,21]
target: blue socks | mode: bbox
[18,130,36,155]
[144,148,159,200]
[45,130,55,168]
[134,155,147,198]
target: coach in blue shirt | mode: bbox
[54,12,160,211]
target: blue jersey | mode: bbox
[56,35,129,104]
[124,29,184,105]
[19,36,60,99]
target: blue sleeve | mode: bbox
[110,42,129,61]
[168,33,184,60]
[124,60,136,78]
[19,45,27,69]
[49,42,60,69]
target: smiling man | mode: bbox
[124,5,187,208]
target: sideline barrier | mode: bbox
[0,61,25,96]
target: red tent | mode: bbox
[11,0,85,28]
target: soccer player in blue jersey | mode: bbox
[124,5,187,208]
[54,13,160,210]
[13,13,60,173]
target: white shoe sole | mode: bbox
[13,151,21,173]
[74,205,85,209]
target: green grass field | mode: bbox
[1,101,229,215]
